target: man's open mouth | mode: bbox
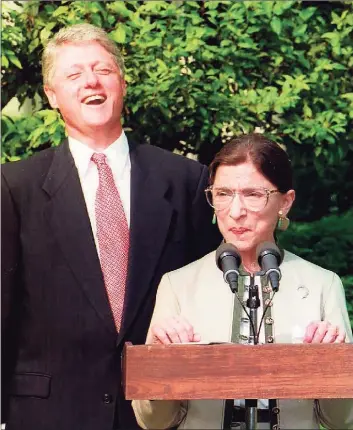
[82,95,106,105]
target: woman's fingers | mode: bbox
[192,332,201,342]
[336,328,346,343]
[304,321,346,344]
[321,324,339,343]
[311,321,330,343]
[304,321,319,343]
[151,325,172,344]
[151,316,200,345]
[172,316,195,343]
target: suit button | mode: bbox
[102,393,113,404]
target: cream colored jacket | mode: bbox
[132,250,353,429]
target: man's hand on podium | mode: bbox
[150,316,201,344]
[304,321,346,344]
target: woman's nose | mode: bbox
[229,193,246,218]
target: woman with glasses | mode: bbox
[132,133,352,429]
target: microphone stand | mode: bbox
[245,274,261,430]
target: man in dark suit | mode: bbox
[1,24,220,430]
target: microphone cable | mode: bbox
[256,290,277,343]
[232,285,277,345]
[233,290,259,345]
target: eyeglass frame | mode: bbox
[204,185,281,212]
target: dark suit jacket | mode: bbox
[1,139,221,430]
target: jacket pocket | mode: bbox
[10,372,51,398]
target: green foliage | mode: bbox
[1,1,353,220]
[279,211,353,326]
[1,112,65,162]
[343,275,353,329]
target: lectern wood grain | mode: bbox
[123,343,353,400]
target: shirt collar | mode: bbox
[68,131,129,179]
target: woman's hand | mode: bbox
[304,321,346,343]
[150,316,201,345]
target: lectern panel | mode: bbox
[123,343,353,400]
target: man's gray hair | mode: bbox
[42,23,125,86]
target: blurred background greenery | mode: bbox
[1,0,352,325]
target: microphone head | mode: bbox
[256,241,283,266]
[216,242,241,270]
[256,241,283,292]
[216,242,242,293]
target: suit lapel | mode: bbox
[120,142,173,336]
[42,141,116,334]
[272,252,312,343]
[197,254,235,343]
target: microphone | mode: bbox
[256,242,283,292]
[216,243,242,293]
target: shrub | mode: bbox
[2,1,353,220]
[279,211,353,326]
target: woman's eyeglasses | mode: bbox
[205,186,280,212]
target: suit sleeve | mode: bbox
[321,273,352,341]
[132,273,187,429]
[1,172,23,423]
[190,165,221,260]
[316,273,353,429]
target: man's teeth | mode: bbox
[83,95,105,104]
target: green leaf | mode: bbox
[321,32,340,48]
[110,25,126,44]
[262,2,274,19]
[299,7,317,22]
[341,93,353,101]
[156,58,168,73]
[51,6,69,17]
[271,17,282,35]
[293,24,307,38]
[199,107,208,118]
[2,55,9,68]
[206,2,220,11]
[44,111,60,126]
[29,127,46,147]
[331,63,346,70]
[303,103,313,119]
[194,69,204,79]
[273,1,294,16]
[212,125,220,136]
[91,14,103,28]
[7,53,22,69]
[40,27,52,44]
[107,1,130,17]
[28,37,40,53]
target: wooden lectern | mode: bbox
[123,343,353,400]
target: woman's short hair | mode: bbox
[42,23,125,86]
[209,133,293,193]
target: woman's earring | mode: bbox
[212,212,217,225]
[277,210,290,231]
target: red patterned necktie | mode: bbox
[91,153,129,331]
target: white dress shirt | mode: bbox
[68,132,131,254]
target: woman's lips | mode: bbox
[229,228,250,234]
